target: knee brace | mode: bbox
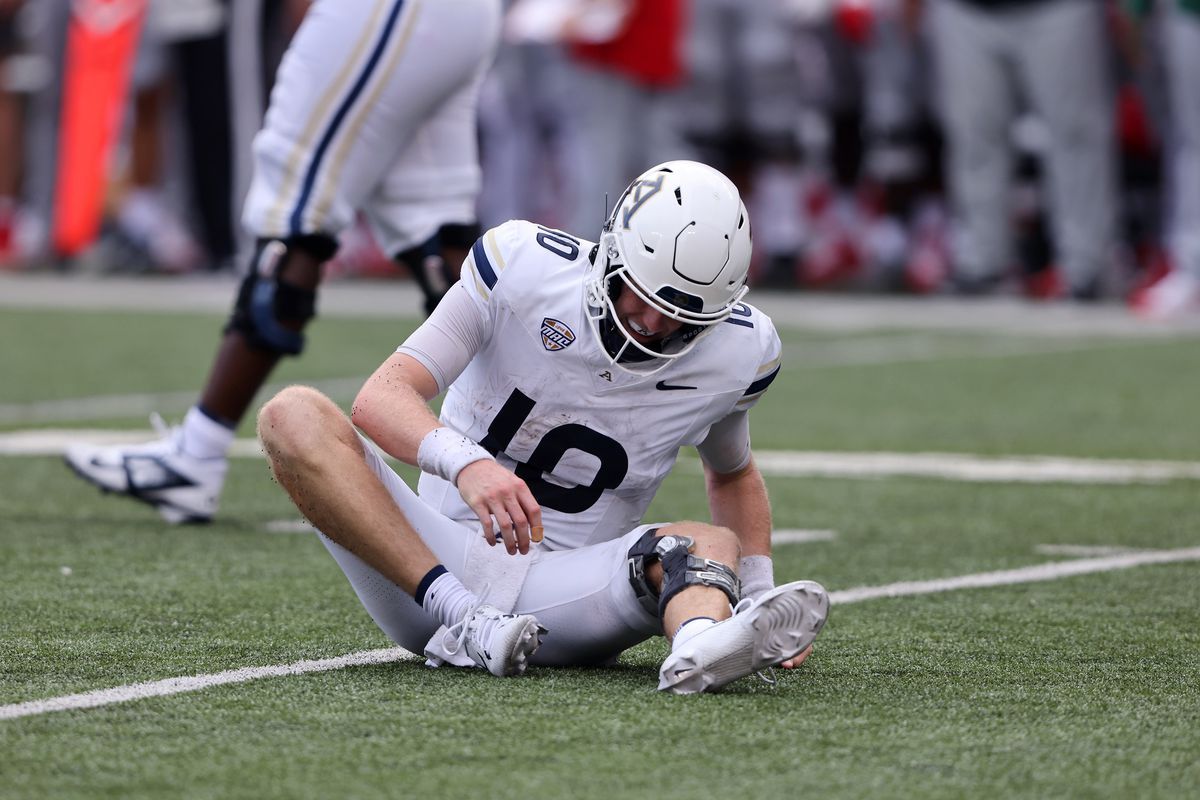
[227,235,337,355]
[626,529,741,619]
[396,223,481,315]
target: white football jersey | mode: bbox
[415,220,782,550]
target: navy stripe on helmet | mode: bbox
[743,366,780,396]
[288,0,407,234]
[472,238,498,289]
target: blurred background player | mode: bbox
[490,0,693,236]
[927,0,1117,299]
[63,0,502,523]
[76,0,305,274]
[1128,0,1200,317]
[0,0,22,264]
[0,0,35,267]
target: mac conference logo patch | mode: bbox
[540,317,575,351]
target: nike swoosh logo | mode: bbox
[656,381,697,391]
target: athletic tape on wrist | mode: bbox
[417,427,494,485]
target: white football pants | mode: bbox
[242,0,499,254]
[319,438,663,666]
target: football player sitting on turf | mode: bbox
[257,161,830,692]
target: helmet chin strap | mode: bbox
[596,279,704,369]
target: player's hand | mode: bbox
[780,645,813,670]
[456,459,543,555]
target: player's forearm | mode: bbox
[704,459,772,557]
[351,354,443,465]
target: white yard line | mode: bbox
[6,430,1200,485]
[3,545,1198,721]
[790,336,1138,369]
[752,451,1200,484]
[0,648,412,721]
[0,429,268,458]
[1034,544,1145,557]
[829,546,1200,604]
[0,378,365,425]
[263,519,317,534]
[772,529,838,544]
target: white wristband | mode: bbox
[738,555,774,601]
[417,427,494,486]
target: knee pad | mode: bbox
[627,529,741,619]
[227,235,336,355]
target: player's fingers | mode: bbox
[515,484,543,544]
[471,502,497,546]
[781,645,814,670]
[506,502,531,555]
[494,508,517,555]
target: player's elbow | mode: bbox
[352,384,410,447]
[349,387,381,437]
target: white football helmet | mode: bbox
[585,161,752,371]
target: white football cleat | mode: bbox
[63,416,227,524]
[427,604,545,677]
[658,580,829,695]
[462,604,545,677]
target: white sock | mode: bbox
[421,571,479,630]
[672,617,717,652]
[179,406,235,460]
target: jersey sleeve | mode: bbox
[396,221,528,393]
[696,409,752,474]
[732,314,782,412]
[458,221,521,305]
[395,281,487,394]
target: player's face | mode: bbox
[613,280,685,345]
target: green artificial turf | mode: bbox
[2,305,1198,799]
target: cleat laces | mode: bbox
[436,583,493,659]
